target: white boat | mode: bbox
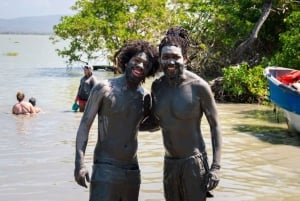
[284,111,300,133]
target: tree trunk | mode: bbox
[231,0,273,65]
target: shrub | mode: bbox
[222,63,268,103]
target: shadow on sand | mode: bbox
[232,107,300,147]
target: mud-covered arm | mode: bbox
[139,92,160,132]
[74,84,104,188]
[199,81,222,190]
[91,75,98,87]
[75,84,103,169]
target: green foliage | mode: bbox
[184,0,299,77]
[51,0,299,104]
[51,0,189,64]
[52,0,299,69]
[181,0,268,77]
[222,63,268,103]
[269,11,300,69]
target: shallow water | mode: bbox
[0,34,299,201]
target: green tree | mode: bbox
[270,11,300,69]
[52,0,299,98]
[51,0,190,64]
[172,0,299,78]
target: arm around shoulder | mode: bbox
[139,83,160,132]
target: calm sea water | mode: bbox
[0,34,299,201]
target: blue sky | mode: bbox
[0,0,77,19]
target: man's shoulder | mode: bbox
[12,104,19,113]
[91,75,98,82]
[153,75,166,85]
[184,70,208,85]
[80,75,87,82]
[151,75,171,93]
[18,101,31,107]
[151,77,161,91]
[185,70,201,79]
[12,103,19,107]
[93,79,114,92]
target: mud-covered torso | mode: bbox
[100,79,144,118]
[152,73,202,124]
[93,76,147,164]
[153,81,201,121]
[152,71,207,157]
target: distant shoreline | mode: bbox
[0,32,53,35]
[0,15,62,35]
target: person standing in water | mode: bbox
[74,65,98,112]
[74,40,159,201]
[140,26,222,201]
[12,91,36,115]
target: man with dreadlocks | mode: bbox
[74,40,159,201]
[140,26,222,201]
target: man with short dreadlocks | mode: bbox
[141,26,222,201]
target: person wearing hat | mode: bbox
[74,65,98,112]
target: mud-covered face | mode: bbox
[160,46,185,80]
[125,52,150,84]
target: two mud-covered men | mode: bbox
[75,27,222,201]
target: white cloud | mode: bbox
[0,0,77,19]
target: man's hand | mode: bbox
[139,115,160,132]
[74,166,90,188]
[207,164,220,191]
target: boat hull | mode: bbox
[264,66,300,133]
[284,110,300,132]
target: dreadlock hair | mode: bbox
[159,26,190,57]
[116,40,159,77]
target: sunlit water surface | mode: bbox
[0,34,299,201]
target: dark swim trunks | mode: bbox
[163,153,209,201]
[89,162,141,201]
